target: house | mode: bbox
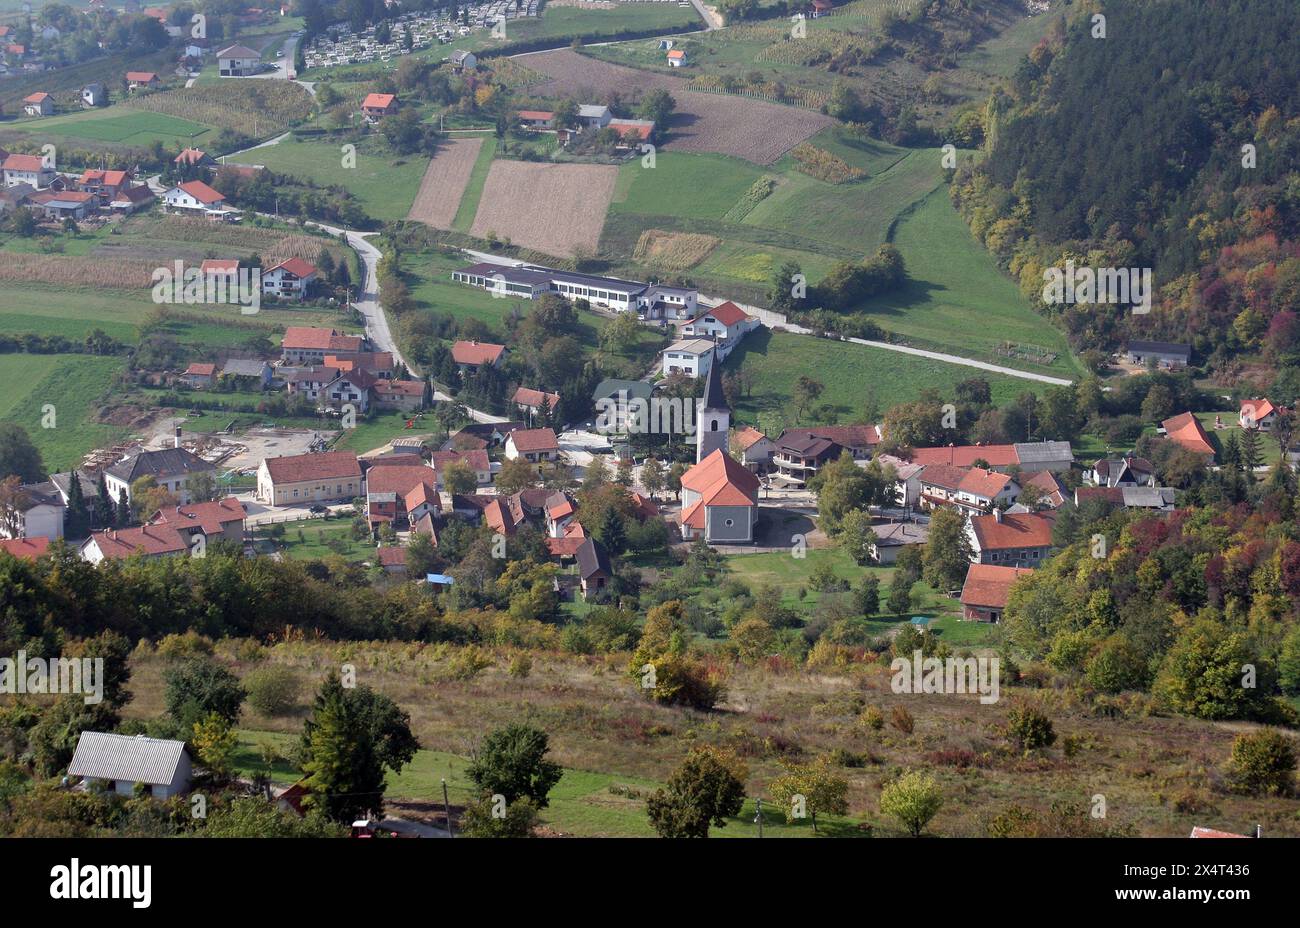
[67,732,192,799]
[162,180,235,218]
[810,0,834,12]
[262,258,318,301]
[220,358,272,388]
[126,71,159,90]
[907,441,1072,474]
[450,49,476,71]
[29,190,96,221]
[430,449,491,489]
[966,510,1055,568]
[82,523,192,562]
[1160,412,1216,462]
[361,92,397,119]
[1074,485,1176,511]
[877,454,925,509]
[577,104,611,129]
[870,520,928,565]
[545,492,578,538]
[103,443,216,506]
[960,563,1035,623]
[82,82,105,107]
[1011,441,1076,473]
[0,482,64,541]
[217,44,262,76]
[0,536,51,561]
[3,153,54,189]
[1240,399,1281,431]
[22,92,53,117]
[1020,470,1068,509]
[109,184,155,214]
[679,449,760,544]
[280,327,365,364]
[639,284,699,321]
[1086,455,1155,488]
[608,119,655,150]
[446,421,523,450]
[451,340,506,371]
[505,428,560,464]
[0,183,36,214]
[681,300,759,346]
[1190,826,1257,839]
[518,109,554,129]
[174,147,217,170]
[919,465,1020,516]
[770,430,845,489]
[403,482,440,525]
[257,450,362,506]
[661,338,715,378]
[593,379,654,435]
[666,48,687,67]
[322,370,374,413]
[76,168,132,203]
[147,497,246,547]
[373,379,425,411]
[180,362,216,388]
[512,387,560,420]
[365,464,437,527]
[803,425,881,459]
[375,546,408,574]
[1126,340,1190,369]
[733,426,775,472]
[576,538,612,599]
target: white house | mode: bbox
[3,153,54,189]
[1240,399,1280,431]
[162,179,235,218]
[577,104,611,129]
[262,257,318,301]
[0,482,64,541]
[451,49,476,71]
[82,81,105,107]
[22,92,53,117]
[681,300,759,347]
[216,44,262,76]
[661,339,715,378]
[103,442,216,507]
[67,732,192,799]
[504,428,560,463]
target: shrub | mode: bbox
[879,770,942,837]
[889,705,914,734]
[244,666,303,718]
[1006,705,1056,752]
[1227,730,1297,796]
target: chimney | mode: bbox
[174,425,182,449]
[1255,824,1262,838]
[993,508,1003,523]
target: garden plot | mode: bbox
[406,136,485,229]
[469,160,618,257]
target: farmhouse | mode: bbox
[682,300,758,345]
[1160,412,1216,462]
[280,327,366,364]
[608,118,655,150]
[0,482,64,541]
[162,180,236,219]
[661,338,715,378]
[29,190,96,221]
[180,362,216,388]
[147,497,246,547]
[76,168,132,202]
[103,444,216,506]
[960,563,1034,623]
[1126,339,1190,368]
[217,44,262,76]
[3,153,55,189]
[257,450,363,506]
[451,340,506,370]
[67,732,192,799]
[108,184,156,214]
[220,358,273,387]
[512,386,560,419]
[126,70,159,89]
[518,109,554,129]
[576,538,612,599]
[1240,399,1281,431]
[22,92,52,117]
[966,510,1055,568]
[82,82,105,107]
[679,449,760,544]
[577,104,611,129]
[82,523,192,562]
[372,379,425,411]
[262,257,318,301]
[361,92,398,119]
[175,147,217,169]
[505,428,560,463]
[1074,485,1177,511]
[919,465,1020,516]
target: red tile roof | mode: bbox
[969,512,1055,551]
[691,300,751,327]
[1161,412,1215,459]
[512,386,559,409]
[4,153,45,173]
[174,147,210,164]
[518,109,554,120]
[362,92,396,109]
[404,481,439,514]
[0,536,50,560]
[263,450,361,484]
[267,257,317,279]
[88,524,188,559]
[184,362,216,376]
[126,71,158,82]
[374,379,424,397]
[910,444,1018,467]
[200,259,239,274]
[733,426,768,451]
[546,536,584,557]
[177,180,224,204]
[79,168,130,186]
[680,449,759,512]
[366,464,435,496]
[484,498,515,535]
[430,449,489,473]
[960,563,1035,610]
[282,327,364,352]
[1240,399,1277,423]
[451,340,505,366]
[149,497,246,534]
[508,428,559,454]
[376,546,407,566]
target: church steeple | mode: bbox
[696,355,730,463]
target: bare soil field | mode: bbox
[406,136,485,230]
[470,159,618,257]
[519,49,834,163]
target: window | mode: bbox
[724,519,734,527]
[711,420,718,431]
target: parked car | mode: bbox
[309,504,329,514]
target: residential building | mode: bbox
[361,92,397,119]
[0,482,64,540]
[174,147,217,170]
[681,301,759,345]
[679,449,760,544]
[1126,340,1190,368]
[262,258,318,301]
[960,563,1035,623]
[593,379,654,435]
[877,453,925,509]
[3,152,54,188]
[1074,486,1176,510]
[966,510,1055,568]
[452,340,506,371]
[518,109,554,129]
[577,104,611,129]
[162,179,235,219]
[67,732,192,799]
[666,48,686,67]
[0,536,51,560]
[451,49,476,71]
[126,70,159,89]
[870,520,928,565]
[22,92,53,116]
[1240,399,1281,431]
[430,449,491,488]
[771,430,845,488]
[257,450,362,506]
[661,338,714,378]
[108,184,155,214]
[1086,455,1155,488]
[280,327,365,364]
[513,386,560,420]
[103,444,215,506]
[76,168,132,203]
[365,464,437,527]
[907,441,1072,474]
[505,428,560,463]
[147,497,246,546]
[220,358,272,387]
[733,426,775,472]
[1021,470,1068,509]
[180,362,215,388]
[373,379,425,411]
[217,44,262,76]
[920,465,1020,516]
[82,82,105,107]
[1160,412,1216,462]
[576,538,612,599]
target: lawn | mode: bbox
[252,514,372,562]
[0,353,128,471]
[724,328,1033,435]
[610,151,764,222]
[5,108,215,147]
[249,136,430,221]
[450,134,498,232]
[332,411,442,455]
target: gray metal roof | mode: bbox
[106,447,213,483]
[67,732,188,786]
[1013,441,1073,465]
[221,358,269,377]
[1121,486,1176,508]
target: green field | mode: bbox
[3,109,215,147]
[451,134,499,232]
[0,353,128,471]
[611,151,764,221]
[253,514,371,562]
[724,329,1033,435]
[250,136,430,221]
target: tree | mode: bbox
[810,453,889,534]
[767,756,849,833]
[879,769,943,837]
[793,376,824,421]
[184,470,218,503]
[1153,618,1272,720]
[641,456,665,499]
[64,471,90,538]
[0,424,44,483]
[0,477,29,540]
[921,507,974,591]
[465,723,563,808]
[1239,427,1263,472]
[854,577,881,616]
[441,460,477,497]
[1227,730,1296,796]
[646,746,747,838]
[163,657,246,730]
[299,677,418,823]
[191,712,238,778]
[837,508,877,565]
[495,457,537,495]
[887,577,914,617]
[459,795,540,837]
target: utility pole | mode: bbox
[442,778,454,838]
[754,798,763,838]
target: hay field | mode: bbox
[406,137,485,230]
[469,159,619,257]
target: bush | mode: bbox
[1227,730,1297,796]
[1006,705,1056,752]
[244,666,303,718]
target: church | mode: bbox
[677,361,760,544]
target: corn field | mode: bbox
[791,143,866,183]
[633,230,720,270]
[0,254,157,289]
